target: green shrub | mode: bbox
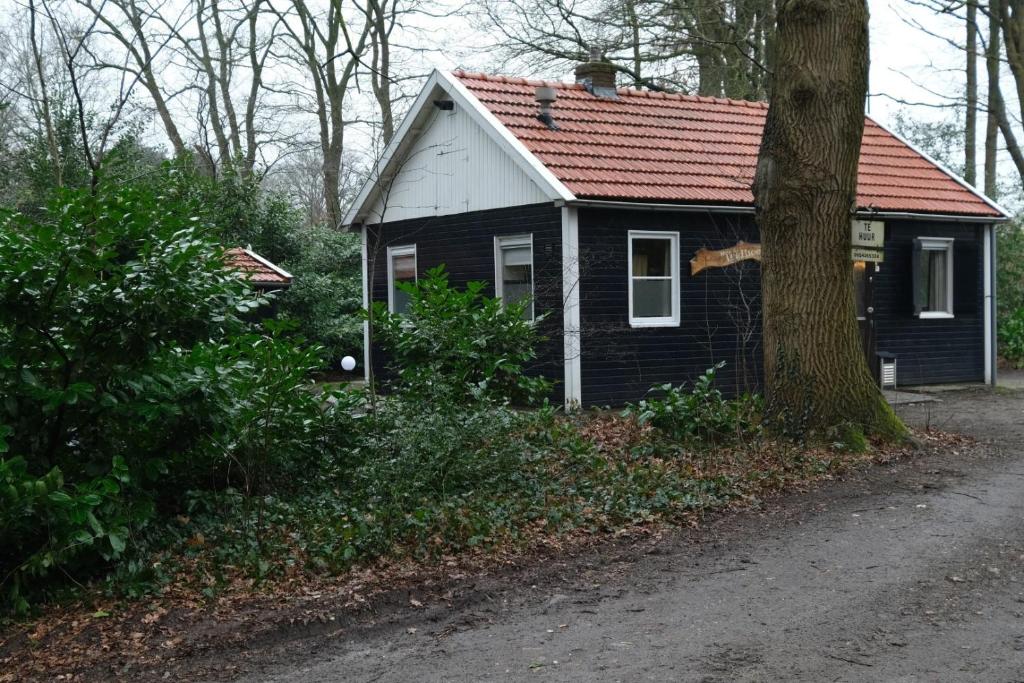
[622,363,760,444]
[0,173,345,610]
[371,266,551,404]
[999,308,1024,368]
[165,323,350,493]
[998,222,1024,326]
[0,454,146,615]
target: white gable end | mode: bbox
[366,98,550,223]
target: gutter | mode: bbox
[566,199,1006,224]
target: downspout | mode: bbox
[361,223,370,384]
[561,206,582,409]
[988,224,998,386]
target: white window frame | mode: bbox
[628,230,681,328]
[386,244,417,313]
[494,233,535,321]
[917,237,954,319]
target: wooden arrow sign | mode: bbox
[690,241,762,275]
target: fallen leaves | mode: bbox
[0,423,977,682]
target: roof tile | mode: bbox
[453,70,1001,217]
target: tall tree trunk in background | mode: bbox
[986,10,1001,197]
[751,0,906,438]
[966,0,978,185]
[994,0,1024,181]
[27,0,61,187]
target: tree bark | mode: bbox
[985,10,1001,198]
[966,0,978,185]
[751,0,905,438]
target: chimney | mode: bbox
[575,47,618,98]
[535,86,558,130]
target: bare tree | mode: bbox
[71,0,190,158]
[474,0,774,98]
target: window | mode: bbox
[387,245,417,314]
[494,234,534,321]
[628,231,680,327]
[913,237,954,318]
[853,260,867,320]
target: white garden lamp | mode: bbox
[340,355,357,372]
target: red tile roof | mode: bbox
[454,71,1002,218]
[224,248,292,286]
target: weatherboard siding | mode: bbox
[575,210,987,406]
[366,203,565,403]
[365,97,550,224]
[872,221,985,386]
[577,208,764,406]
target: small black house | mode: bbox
[344,59,1009,408]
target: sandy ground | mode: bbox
[225,387,1024,682]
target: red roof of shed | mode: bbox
[225,248,292,286]
[454,71,1002,218]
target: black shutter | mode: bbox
[954,238,980,316]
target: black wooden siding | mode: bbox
[873,221,985,386]
[576,209,987,406]
[366,203,565,402]
[577,208,763,406]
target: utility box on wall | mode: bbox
[878,351,897,389]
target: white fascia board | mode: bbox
[436,70,576,205]
[343,71,444,227]
[243,247,293,280]
[866,114,1012,220]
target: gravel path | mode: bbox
[238,388,1024,682]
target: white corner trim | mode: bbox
[867,114,1012,219]
[360,227,371,382]
[561,206,582,409]
[627,230,681,327]
[243,247,293,280]
[435,70,577,204]
[386,244,417,313]
[984,224,994,385]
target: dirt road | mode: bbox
[234,388,1024,682]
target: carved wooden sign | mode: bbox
[690,241,762,275]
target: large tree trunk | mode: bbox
[751,0,905,438]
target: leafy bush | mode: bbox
[622,363,760,444]
[999,308,1024,368]
[277,226,363,362]
[372,266,550,404]
[0,179,257,476]
[164,323,350,493]
[1,454,146,614]
[0,173,344,610]
[998,222,1024,326]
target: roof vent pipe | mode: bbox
[535,86,559,130]
[575,47,618,99]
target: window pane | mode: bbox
[392,253,415,280]
[928,249,948,312]
[632,238,672,277]
[502,244,531,267]
[633,278,672,318]
[853,261,867,318]
[391,251,415,314]
[392,287,413,314]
